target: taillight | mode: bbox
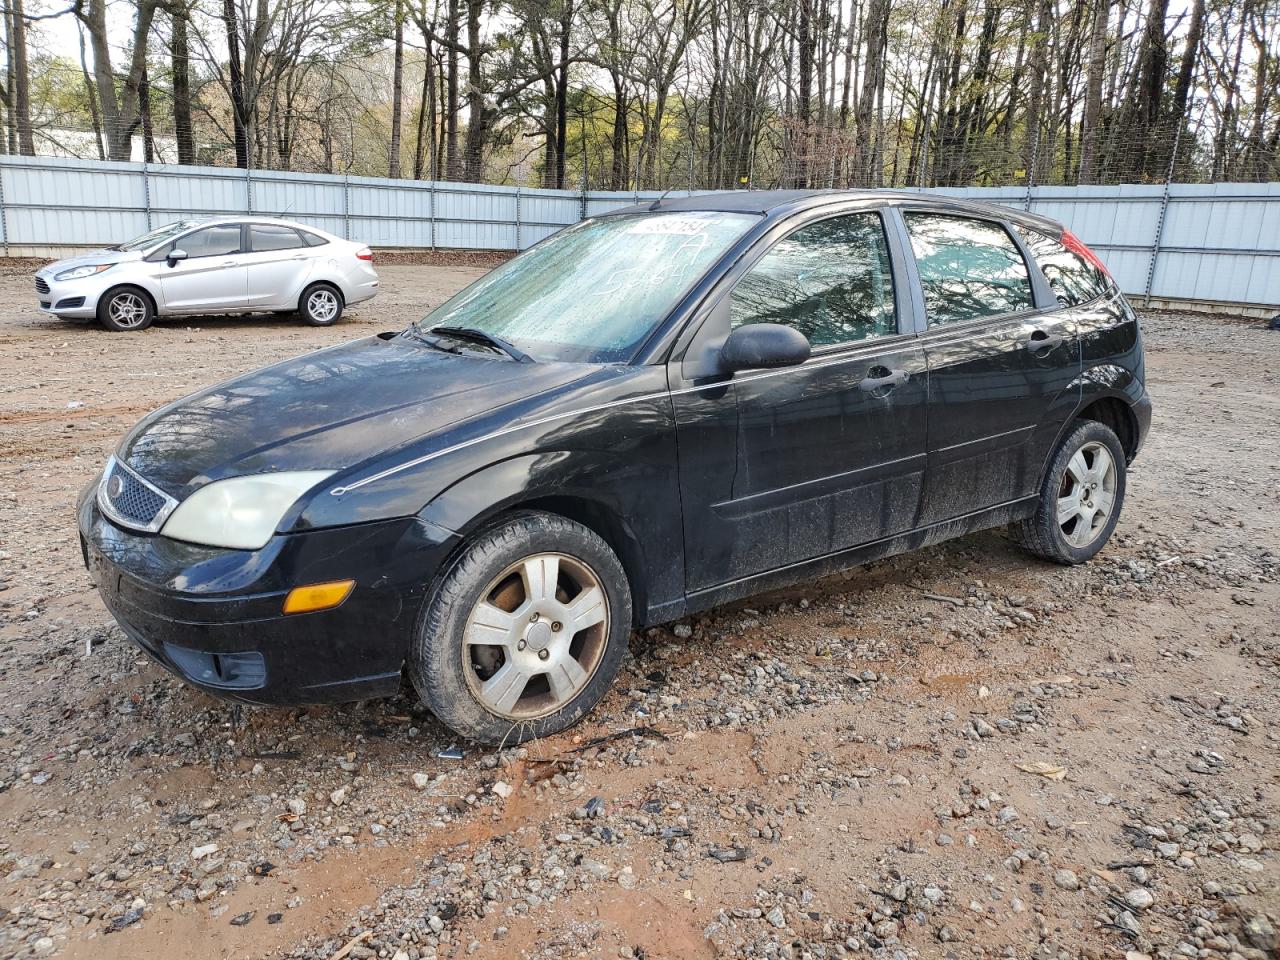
[355,247,373,262]
[1061,229,1109,276]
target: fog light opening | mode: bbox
[283,579,355,615]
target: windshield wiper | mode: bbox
[401,326,456,352]
[429,326,534,363]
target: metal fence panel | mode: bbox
[0,156,1275,308]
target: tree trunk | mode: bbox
[555,0,572,189]
[1078,0,1109,183]
[140,65,155,162]
[389,0,405,178]
[1167,0,1204,175]
[1024,0,1051,182]
[413,33,435,180]
[1129,0,1170,178]
[10,0,34,155]
[3,8,14,154]
[610,76,627,189]
[222,0,249,167]
[855,0,889,185]
[170,3,195,164]
[77,20,106,160]
[796,0,813,187]
[461,0,486,181]
[83,0,159,162]
[444,0,460,179]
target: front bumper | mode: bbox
[35,272,103,318]
[77,488,459,706]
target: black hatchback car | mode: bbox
[79,190,1151,743]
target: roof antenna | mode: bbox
[649,186,677,211]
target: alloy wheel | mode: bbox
[107,292,148,329]
[1056,440,1117,548]
[461,552,609,720]
[307,289,339,323]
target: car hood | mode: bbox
[39,249,144,275]
[120,336,596,498]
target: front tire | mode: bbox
[97,287,154,332]
[1012,419,1127,564]
[299,283,343,326]
[409,511,632,745]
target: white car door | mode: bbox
[243,224,316,309]
[158,224,249,313]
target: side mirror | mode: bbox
[167,248,189,266]
[720,323,811,373]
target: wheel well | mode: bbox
[1077,397,1138,462]
[101,284,157,315]
[300,281,343,307]
[491,497,648,628]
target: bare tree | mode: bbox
[78,0,160,161]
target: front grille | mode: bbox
[98,457,177,533]
[35,276,50,295]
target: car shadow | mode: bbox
[152,310,376,331]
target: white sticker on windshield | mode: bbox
[627,214,713,236]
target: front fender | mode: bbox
[418,450,686,626]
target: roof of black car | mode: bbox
[603,188,1062,233]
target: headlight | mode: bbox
[161,471,334,550]
[54,263,114,282]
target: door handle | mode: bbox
[1025,330,1064,353]
[858,367,908,393]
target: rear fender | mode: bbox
[1038,363,1145,476]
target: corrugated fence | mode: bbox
[2,155,1276,310]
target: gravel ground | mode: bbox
[0,262,1276,960]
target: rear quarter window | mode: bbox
[1015,225,1111,306]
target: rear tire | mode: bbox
[97,287,154,332]
[409,511,632,745]
[1011,419,1127,564]
[299,283,343,326]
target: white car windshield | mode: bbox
[414,210,760,363]
[116,220,206,252]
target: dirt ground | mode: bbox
[0,262,1276,960]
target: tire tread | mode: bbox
[1012,419,1126,565]
[409,510,631,744]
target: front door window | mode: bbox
[730,212,897,346]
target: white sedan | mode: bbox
[34,217,379,331]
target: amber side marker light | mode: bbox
[283,579,355,615]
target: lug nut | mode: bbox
[530,612,539,622]
[551,621,562,632]
[517,640,526,651]
[538,649,549,660]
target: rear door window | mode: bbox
[1014,226,1110,306]
[903,213,1034,326]
[249,224,305,252]
[730,211,897,347]
[179,224,243,259]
